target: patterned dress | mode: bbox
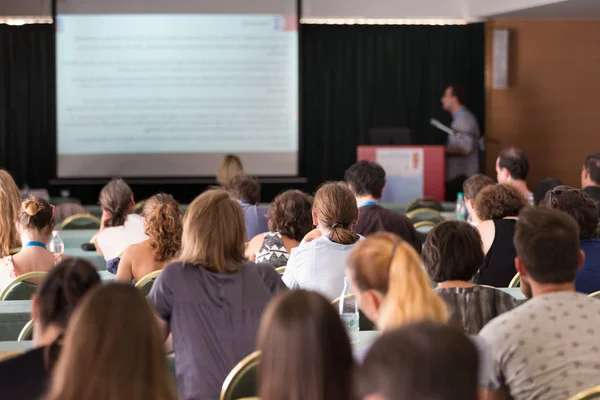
[255,232,290,268]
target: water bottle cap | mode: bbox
[52,230,59,236]
[457,192,464,198]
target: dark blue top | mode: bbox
[241,204,269,241]
[576,239,600,294]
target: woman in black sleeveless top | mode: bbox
[474,184,529,287]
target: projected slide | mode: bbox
[55,13,298,177]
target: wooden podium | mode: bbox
[357,145,445,202]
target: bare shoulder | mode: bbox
[123,240,151,257]
[476,220,495,235]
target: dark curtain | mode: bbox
[0,23,483,202]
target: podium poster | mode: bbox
[357,145,445,202]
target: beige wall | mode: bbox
[485,20,600,188]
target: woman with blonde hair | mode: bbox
[44,284,177,400]
[148,188,286,400]
[282,181,362,300]
[116,193,182,282]
[0,169,22,257]
[0,196,61,292]
[217,154,244,186]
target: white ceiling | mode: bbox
[492,0,600,18]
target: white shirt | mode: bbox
[282,235,363,301]
[96,214,148,260]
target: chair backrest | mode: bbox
[18,319,34,341]
[9,247,21,256]
[220,351,260,400]
[508,272,521,288]
[589,290,600,299]
[0,350,24,362]
[0,271,47,301]
[275,266,286,275]
[569,385,600,400]
[135,199,147,214]
[331,294,376,331]
[406,208,445,224]
[405,197,444,212]
[414,220,436,242]
[58,213,101,230]
[134,270,162,296]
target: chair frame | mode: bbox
[58,213,101,230]
[589,290,600,299]
[406,208,444,223]
[568,385,600,400]
[134,270,163,289]
[18,319,34,341]
[134,199,147,214]
[0,271,48,300]
[220,351,261,400]
[275,266,286,275]
[0,350,24,361]
[413,220,437,229]
[8,247,21,256]
[508,273,521,288]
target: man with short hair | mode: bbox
[344,161,421,252]
[581,153,600,212]
[480,207,600,400]
[462,174,495,226]
[495,147,533,203]
[441,83,481,201]
[226,175,268,240]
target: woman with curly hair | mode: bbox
[116,193,182,282]
[246,190,313,268]
[0,170,22,257]
[474,184,528,287]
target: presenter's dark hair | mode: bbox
[344,161,386,199]
[99,178,134,228]
[449,83,467,105]
[584,153,600,185]
[226,175,261,205]
[498,148,530,181]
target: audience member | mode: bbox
[462,174,495,226]
[246,190,313,268]
[116,193,182,283]
[45,283,177,400]
[533,177,563,205]
[480,207,600,400]
[0,258,101,400]
[542,186,600,294]
[582,153,600,214]
[0,196,61,291]
[226,175,269,240]
[423,221,518,334]
[282,182,362,300]
[359,322,479,400]
[475,184,528,287]
[148,189,286,400]
[217,154,244,186]
[344,161,421,251]
[496,148,533,203]
[257,290,353,400]
[0,169,22,257]
[96,178,147,261]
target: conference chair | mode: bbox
[0,271,47,301]
[569,385,600,400]
[17,319,34,341]
[275,266,286,275]
[220,351,260,400]
[589,290,600,299]
[0,351,23,362]
[405,197,444,213]
[58,213,101,230]
[508,273,521,288]
[331,294,376,331]
[414,220,436,242]
[8,247,21,256]
[134,199,147,214]
[406,208,444,224]
[135,270,162,296]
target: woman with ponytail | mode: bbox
[282,182,362,300]
[116,193,182,282]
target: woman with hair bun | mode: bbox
[0,196,61,291]
[116,193,182,283]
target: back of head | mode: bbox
[258,290,353,400]
[344,161,386,199]
[0,169,21,256]
[180,188,245,273]
[36,258,101,332]
[498,147,529,181]
[143,193,183,262]
[359,321,479,400]
[422,221,484,283]
[19,196,54,234]
[449,83,467,105]
[462,174,495,201]
[542,185,598,240]
[514,207,580,284]
[99,178,133,228]
[313,182,360,245]
[533,177,564,205]
[346,232,448,331]
[217,154,244,186]
[226,174,261,205]
[585,153,600,186]
[267,190,314,242]
[45,284,177,400]
[475,184,528,220]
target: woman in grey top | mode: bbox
[148,189,287,400]
[422,221,518,335]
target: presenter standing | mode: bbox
[441,84,481,201]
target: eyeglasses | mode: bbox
[548,188,579,203]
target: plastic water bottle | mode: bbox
[49,231,64,257]
[456,192,467,221]
[339,277,360,344]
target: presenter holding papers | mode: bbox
[438,84,481,201]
